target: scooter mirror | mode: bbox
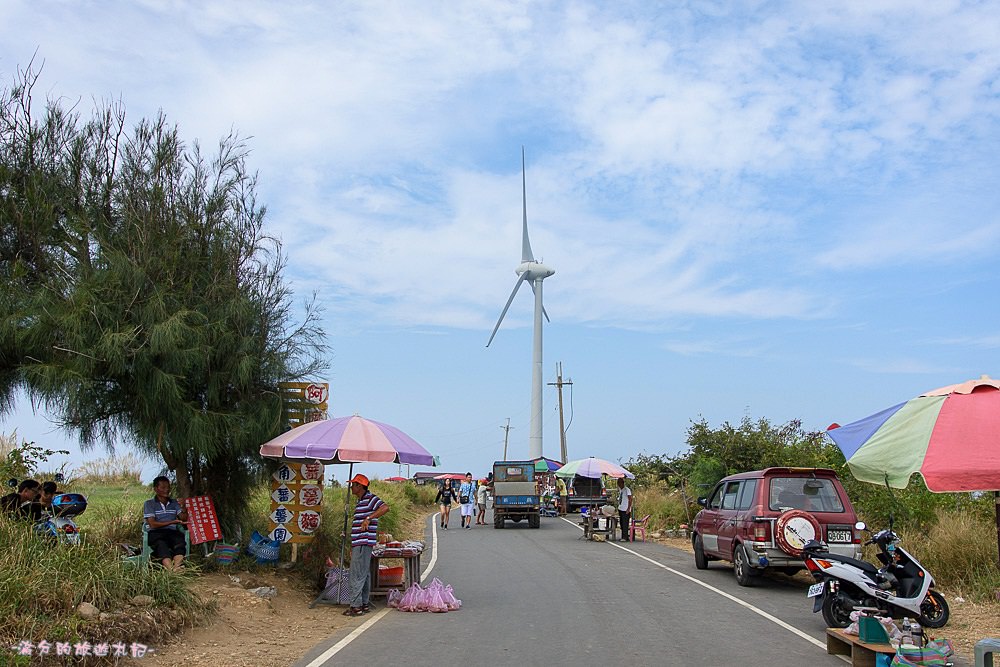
[54,473,65,483]
[6,478,17,489]
[854,521,867,531]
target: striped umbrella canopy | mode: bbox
[554,457,634,479]
[827,375,1000,492]
[259,415,437,467]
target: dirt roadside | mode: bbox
[134,569,351,667]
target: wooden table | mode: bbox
[368,552,421,597]
[825,627,896,667]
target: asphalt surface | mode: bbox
[296,510,854,667]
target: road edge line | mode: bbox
[559,517,826,651]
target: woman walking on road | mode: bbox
[435,481,456,529]
[458,473,476,529]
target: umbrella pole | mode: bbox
[995,491,1000,569]
[338,463,353,583]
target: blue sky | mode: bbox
[2,1,999,483]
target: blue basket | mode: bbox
[246,531,280,564]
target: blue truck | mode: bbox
[492,460,541,529]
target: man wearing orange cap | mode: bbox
[344,473,389,617]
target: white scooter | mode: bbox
[802,520,949,628]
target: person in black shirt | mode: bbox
[434,481,457,529]
[1,479,42,520]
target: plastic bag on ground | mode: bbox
[398,583,425,612]
[387,588,403,608]
[425,585,449,612]
[442,584,462,611]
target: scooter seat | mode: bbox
[818,552,880,577]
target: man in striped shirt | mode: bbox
[345,473,389,616]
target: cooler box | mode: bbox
[51,493,88,518]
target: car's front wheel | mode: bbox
[733,544,757,587]
[693,534,709,570]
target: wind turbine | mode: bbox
[487,148,555,460]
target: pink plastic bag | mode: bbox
[397,583,424,612]
[442,584,462,611]
[426,586,449,612]
[386,588,403,608]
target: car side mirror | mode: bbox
[697,497,707,507]
[854,521,866,531]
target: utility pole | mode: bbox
[548,362,572,463]
[501,418,513,460]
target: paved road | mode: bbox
[296,510,849,667]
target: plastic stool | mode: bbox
[976,638,1000,667]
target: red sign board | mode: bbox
[184,495,222,545]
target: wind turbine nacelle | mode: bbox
[515,261,555,279]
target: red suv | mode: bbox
[692,467,862,586]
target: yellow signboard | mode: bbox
[278,381,330,430]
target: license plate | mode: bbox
[807,583,824,598]
[827,530,851,542]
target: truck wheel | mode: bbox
[529,514,540,529]
[494,514,504,529]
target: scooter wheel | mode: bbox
[918,590,949,628]
[821,591,853,628]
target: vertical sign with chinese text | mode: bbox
[268,460,324,544]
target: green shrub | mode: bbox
[633,486,693,532]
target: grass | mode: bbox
[632,485,696,530]
[0,514,207,665]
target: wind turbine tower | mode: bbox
[487,148,554,460]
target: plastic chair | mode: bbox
[630,514,651,542]
[976,638,1000,667]
[122,523,190,566]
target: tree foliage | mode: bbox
[1,63,327,529]
[625,414,990,532]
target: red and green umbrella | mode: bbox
[827,375,1000,492]
[827,375,1000,566]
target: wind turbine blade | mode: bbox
[487,273,528,347]
[521,146,535,263]
[528,281,551,322]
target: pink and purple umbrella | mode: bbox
[259,415,437,467]
[554,457,634,479]
[827,375,1000,492]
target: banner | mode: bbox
[183,495,222,545]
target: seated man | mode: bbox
[39,481,59,510]
[2,479,42,520]
[143,476,188,571]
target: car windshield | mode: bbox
[768,477,845,513]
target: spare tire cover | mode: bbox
[774,510,821,557]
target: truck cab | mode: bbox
[492,460,541,529]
